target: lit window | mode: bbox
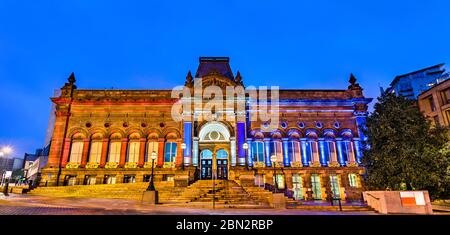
[251,141,265,163]
[108,142,121,163]
[269,141,283,163]
[348,173,359,187]
[288,141,301,163]
[69,142,83,163]
[311,174,322,200]
[146,142,159,162]
[164,142,177,163]
[88,142,102,163]
[127,141,140,162]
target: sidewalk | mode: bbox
[0,194,377,215]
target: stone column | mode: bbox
[264,138,271,167]
[318,138,326,166]
[80,139,90,167]
[119,138,128,167]
[282,138,289,167]
[230,137,237,166]
[193,137,199,166]
[336,138,344,166]
[138,138,146,167]
[157,139,165,167]
[61,138,71,167]
[236,122,246,166]
[300,138,308,166]
[175,139,183,167]
[100,138,109,167]
[183,122,192,166]
[247,139,253,166]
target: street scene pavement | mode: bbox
[0,194,377,215]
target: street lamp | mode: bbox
[147,151,157,191]
[242,143,249,170]
[270,154,278,193]
[181,143,186,170]
[1,146,13,196]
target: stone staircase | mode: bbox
[28,180,272,208]
[29,181,185,203]
[180,180,271,209]
[234,180,301,207]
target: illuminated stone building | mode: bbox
[40,57,372,201]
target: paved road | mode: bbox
[0,194,379,215]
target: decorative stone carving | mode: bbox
[65,162,80,169]
[85,162,99,169]
[124,162,138,168]
[163,162,175,168]
[143,162,157,168]
[105,162,119,169]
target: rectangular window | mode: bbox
[330,175,340,198]
[108,142,121,163]
[348,173,359,187]
[273,174,285,190]
[441,88,450,105]
[292,174,303,200]
[428,96,436,112]
[88,142,102,163]
[288,141,301,163]
[320,141,332,166]
[305,141,314,163]
[69,142,83,163]
[146,142,159,162]
[251,141,265,162]
[164,142,177,163]
[433,115,440,126]
[269,141,283,162]
[311,174,322,200]
[127,141,140,162]
[341,141,350,164]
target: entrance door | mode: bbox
[216,159,228,179]
[201,159,213,179]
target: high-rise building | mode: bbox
[386,63,448,99]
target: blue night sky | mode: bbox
[1,0,450,158]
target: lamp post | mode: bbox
[147,151,157,191]
[181,143,186,170]
[1,147,13,196]
[243,143,249,170]
[270,154,277,193]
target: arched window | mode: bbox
[145,141,158,162]
[69,142,84,163]
[251,141,265,163]
[88,142,102,163]
[127,141,140,163]
[200,149,213,159]
[108,142,121,163]
[164,142,177,162]
[216,149,228,159]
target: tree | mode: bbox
[362,92,450,200]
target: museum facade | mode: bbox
[40,57,372,201]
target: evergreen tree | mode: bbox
[362,92,450,199]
